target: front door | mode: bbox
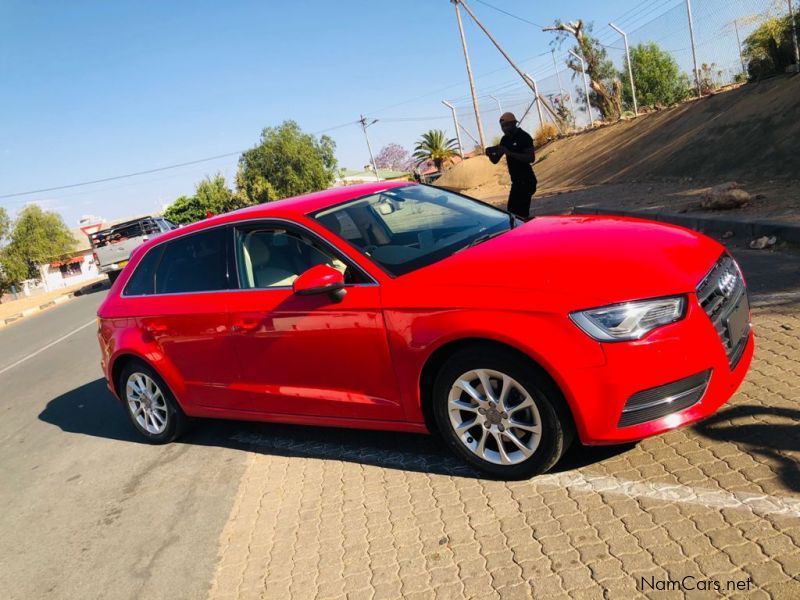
[226,224,403,421]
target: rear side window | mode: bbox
[123,246,165,296]
[155,228,228,294]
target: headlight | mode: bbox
[570,296,686,341]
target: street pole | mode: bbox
[488,94,502,115]
[609,22,638,116]
[569,50,594,128]
[359,115,381,181]
[451,0,486,150]
[686,0,702,97]
[526,74,545,130]
[442,100,465,158]
[789,0,800,73]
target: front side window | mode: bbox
[154,228,228,294]
[314,185,516,276]
[235,227,363,289]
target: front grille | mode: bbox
[618,370,711,428]
[696,255,750,368]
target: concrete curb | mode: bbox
[0,292,76,327]
[564,206,800,245]
[0,281,105,328]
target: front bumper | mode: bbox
[563,298,754,445]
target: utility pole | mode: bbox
[488,94,502,115]
[789,0,800,73]
[442,101,465,158]
[686,0,702,97]
[455,0,563,132]
[451,0,486,149]
[359,115,381,181]
[569,50,595,128]
[609,22,638,116]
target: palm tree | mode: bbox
[412,130,459,171]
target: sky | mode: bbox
[0,0,757,227]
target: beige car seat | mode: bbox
[241,233,298,288]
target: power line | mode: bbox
[472,0,545,28]
[0,121,359,201]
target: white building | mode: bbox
[38,228,101,291]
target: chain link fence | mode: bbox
[444,0,797,142]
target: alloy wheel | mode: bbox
[447,368,543,465]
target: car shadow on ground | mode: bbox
[693,404,800,493]
[40,379,636,480]
[73,280,111,296]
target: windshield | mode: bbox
[313,185,518,276]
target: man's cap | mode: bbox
[499,112,518,124]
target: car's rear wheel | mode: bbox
[120,360,186,443]
[432,347,573,479]
[107,271,120,284]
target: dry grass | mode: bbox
[534,123,559,148]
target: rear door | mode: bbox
[124,226,237,408]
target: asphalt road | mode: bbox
[0,291,248,600]
[0,243,798,599]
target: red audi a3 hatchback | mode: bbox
[97,182,753,478]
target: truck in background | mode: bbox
[89,216,177,283]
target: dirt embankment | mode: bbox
[436,75,800,218]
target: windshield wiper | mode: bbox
[455,229,508,254]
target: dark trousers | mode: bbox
[507,179,537,219]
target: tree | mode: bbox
[743,13,800,78]
[374,143,413,171]
[622,42,690,109]
[163,174,254,225]
[412,130,459,171]
[0,205,75,284]
[162,195,206,225]
[237,120,337,203]
[546,20,622,121]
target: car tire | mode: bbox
[119,360,187,444]
[432,347,574,479]
[107,271,120,284]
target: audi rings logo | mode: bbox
[718,270,737,298]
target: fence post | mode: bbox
[790,0,800,73]
[609,22,638,115]
[685,0,702,97]
[569,50,595,128]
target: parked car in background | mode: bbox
[96,182,753,478]
[90,217,177,282]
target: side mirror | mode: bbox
[376,199,395,215]
[293,264,346,302]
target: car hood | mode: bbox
[399,215,723,310]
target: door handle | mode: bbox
[232,317,261,333]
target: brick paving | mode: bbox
[208,305,800,599]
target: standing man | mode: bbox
[486,112,537,219]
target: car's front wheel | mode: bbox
[120,360,186,443]
[432,347,574,479]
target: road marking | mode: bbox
[231,431,800,520]
[0,319,97,377]
[539,472,800,519]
